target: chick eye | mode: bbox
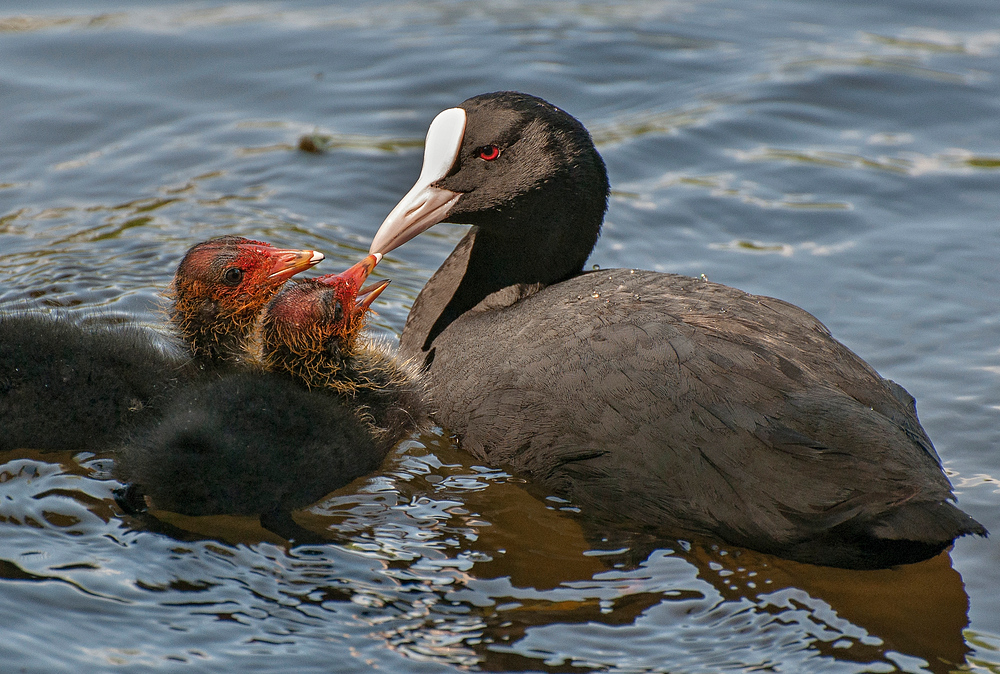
[332,300,344,324]
[222,267,244,286]
[477,145,501,161]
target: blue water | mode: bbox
[1,1,999,672]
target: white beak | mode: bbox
[369,107,467,255]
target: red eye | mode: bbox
[477,145,500,161]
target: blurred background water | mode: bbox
[1,1,999,672]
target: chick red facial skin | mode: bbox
[175,237,324,305]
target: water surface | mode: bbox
[2,1,999,672]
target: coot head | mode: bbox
[260,253,389,389]
[172,236,324,363]
[370,92,609,284]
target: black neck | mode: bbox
[402,193,604,359]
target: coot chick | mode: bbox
[114,255,423,525]
[113,372,380,520]
[367,91,985,569]
[260,253,429,448]
[0,314,188,452]
[0,237,323,453]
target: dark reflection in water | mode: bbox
[0,441,980,673]
[2,0,1000,672]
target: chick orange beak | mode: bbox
[313,253,389,310]
[260,247,326,282]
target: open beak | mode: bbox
[369,107,467,255]
[358,279,391,311]
[313,253,383,293]
[263,247,326,282]
[313,253,389,314]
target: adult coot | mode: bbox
[0,237,322,452]
[367,91,985,569]
[115,254,426,523]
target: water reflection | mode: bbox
[0,436,975,673]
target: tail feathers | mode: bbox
[785,500,986,569]
[867,500,987,544]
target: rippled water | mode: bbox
[2,1,999,672]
